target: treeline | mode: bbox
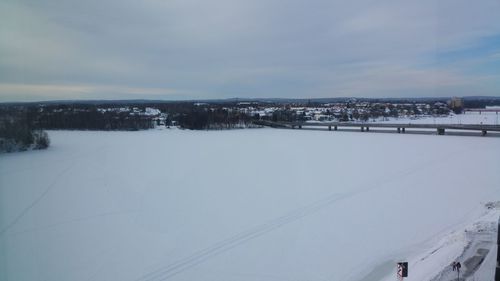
[463,98,500,109]
[29,104,256,130]
[19,104,156,130]
[0,109,50,153]
[175,106,258,130]
[36,109,154,130]
[3,103,260,131]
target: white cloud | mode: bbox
[0,83,187,102]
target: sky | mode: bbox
[1,0,500,102]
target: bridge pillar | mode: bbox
[482,130,487,136]
[397,128,401,133]
[402,128,405,133]
[328,125,332,131]
[437,128,445,135]
[334,126,338,131]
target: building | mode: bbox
[448,97,463,110]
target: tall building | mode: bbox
[448,97,463,110]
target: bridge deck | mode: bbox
[255,120,500,135]
[288,122,500,131]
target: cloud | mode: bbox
[1,0,500,101]
[0,83,188,102]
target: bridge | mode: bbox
[255,120,500,136]
[464,108,500,113]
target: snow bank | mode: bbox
[378,203,499,281]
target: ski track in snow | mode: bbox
[133,193,349,281]
[133,152,458,281]
[2,129,499,281]
[9,209,139,237]
[0,163,75,236]
[0,145,110,236]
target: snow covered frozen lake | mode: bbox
[1,128,500,281]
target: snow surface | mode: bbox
[1,128,500,281]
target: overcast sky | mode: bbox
[1,0,500,102]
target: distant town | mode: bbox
[1,96,500,152]
[2,96,499,128]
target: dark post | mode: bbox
[402,128,406,133]
[328,125,332,131]
[334,126,338,131]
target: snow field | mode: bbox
[1,128,499,281]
